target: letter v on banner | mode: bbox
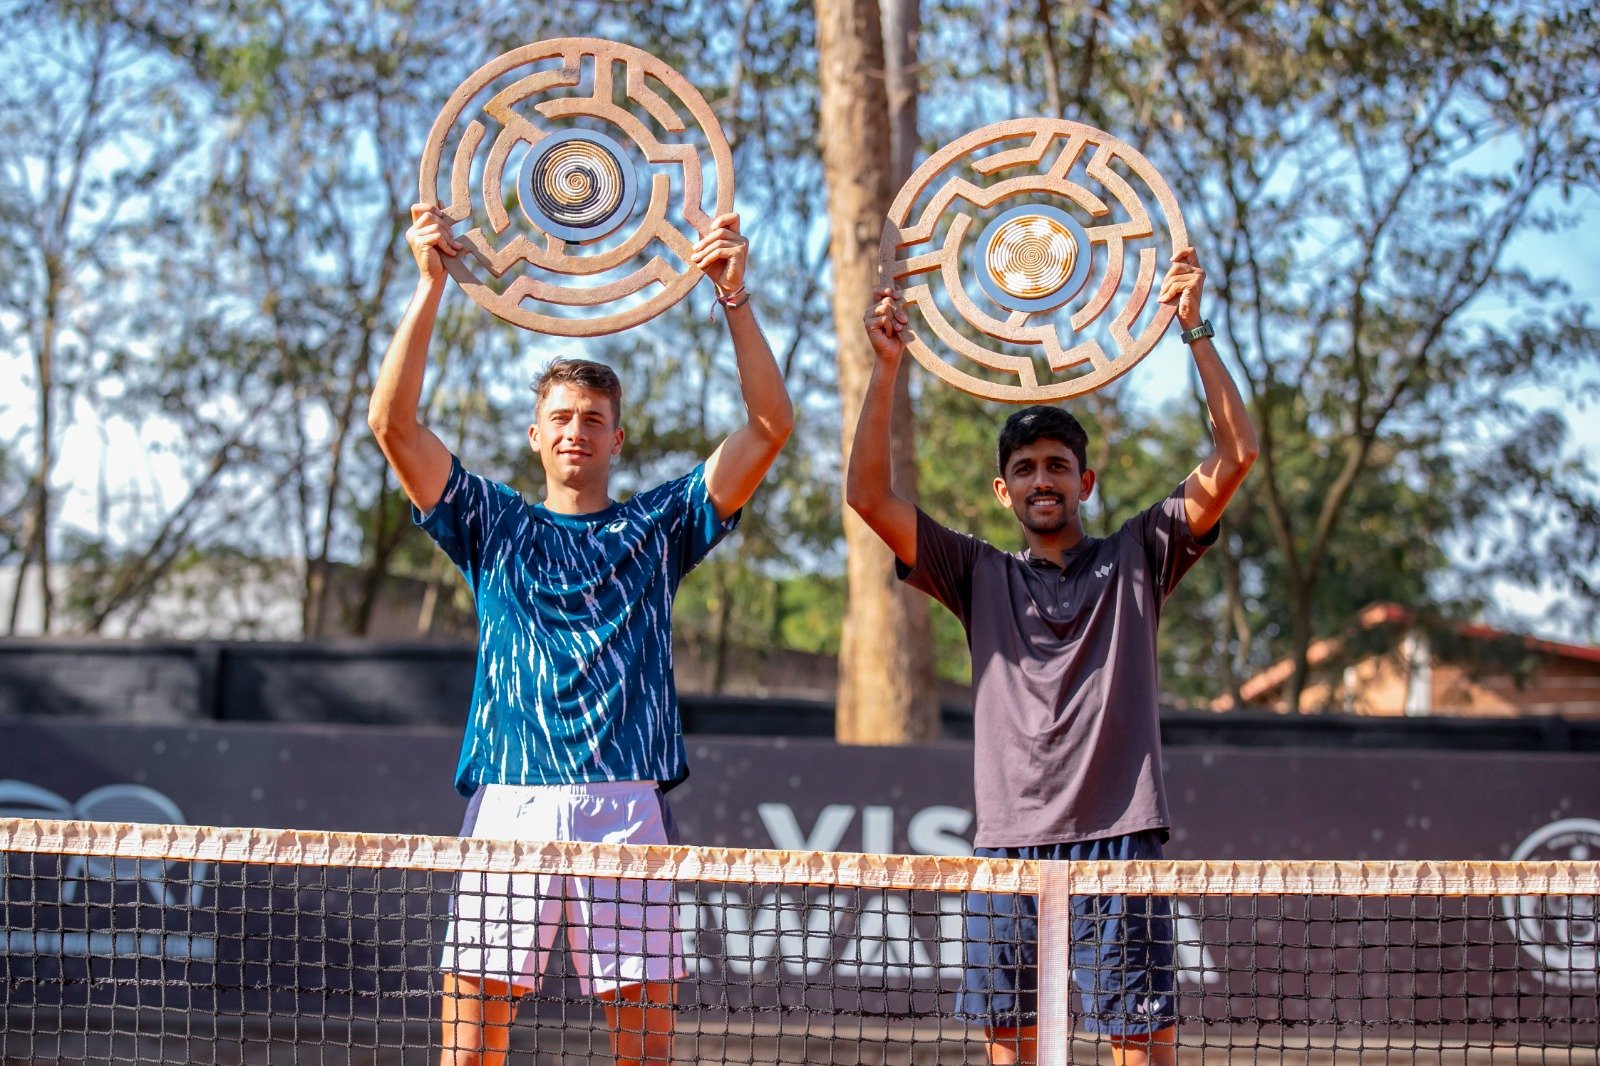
[757,803,855,851]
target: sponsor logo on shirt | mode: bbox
[604,519,630,535]
[1095,563,1113,578]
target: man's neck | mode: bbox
[1023,522,1087,567]
[542,480,613,516]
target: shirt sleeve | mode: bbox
[654,463,742,578]
[411,456,516,588]
[895,508,983,626]
[1123,482,1221,599]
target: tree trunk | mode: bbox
[816,0,937,744]
[1034,0,1064,118]
[8,26,117,635]
[1219,531,1249,710]
[709,564,735,695]
[416,552,448,637]
[8,304,55,634]
[1284,582,1314,714]
[1070,0,1110,118]
[882,0,921,184]
[352,478,406,636]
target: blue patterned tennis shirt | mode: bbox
[415,457,739,797]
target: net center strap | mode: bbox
[1036,861,1075,1066]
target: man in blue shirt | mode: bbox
[370,202,793,1066]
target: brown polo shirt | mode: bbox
[898,485,1216,848]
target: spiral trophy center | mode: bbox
[989,215,1078,300]
[974,204,1093,315]
[518,128,639,244]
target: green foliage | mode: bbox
[4,0,1596,717]
[1138,0,1600,704]
[900,0,1600,707]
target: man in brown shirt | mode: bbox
[846,250,1257,1066]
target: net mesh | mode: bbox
[3,817,1597,1064]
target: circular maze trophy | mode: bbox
[419,38,735,336]
[880,118,1188,403]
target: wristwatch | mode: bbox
[1179,319,1215,345]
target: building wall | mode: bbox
[1436,656,1600,719]
[1270,649,1600,720]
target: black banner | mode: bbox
[2,719,1597,1049]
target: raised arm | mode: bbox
[697,213,795,520]
[844,286,919,567]
[1162,249,1259,538]
[368,204,459,513]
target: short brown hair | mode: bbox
[532,358,623,425]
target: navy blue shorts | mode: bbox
[958,831,1176,1036]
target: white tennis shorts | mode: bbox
[440,781,685,995]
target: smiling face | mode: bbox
[529,383,624,490]
[993,438,1095,538]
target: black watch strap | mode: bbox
[1179,319,1215,345]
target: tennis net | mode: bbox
[2,816,1597,1063]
